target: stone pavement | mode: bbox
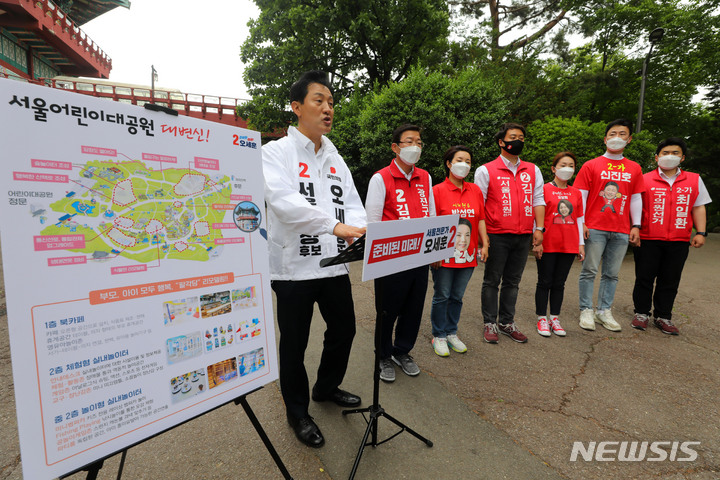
[1,235,718,479]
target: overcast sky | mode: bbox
[82,0,259,100]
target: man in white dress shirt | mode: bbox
[262,71,367,448]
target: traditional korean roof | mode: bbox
[57,0,131,26]
[0,0,128,78]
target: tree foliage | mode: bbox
[448,0,719,143]
[567,0,719,134]
[238,0,719,226]
[329,67,509,198]
[685,98,720,230]
[238,0,450,132]
[449,0,582,61]
[524,116,656,182]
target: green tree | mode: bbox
[448,0,582,61]
[685,95,720,230]
[550,0,720,135]
[447,0,719,141]
[239,0,450,132]
[524,116,656,181]
[329,67,509,198]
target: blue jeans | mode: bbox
[430,266,475,337]
[578,228,629,311]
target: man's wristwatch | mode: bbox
[535,227,545,233]
[631,224,641,229]
[695,231,708,237]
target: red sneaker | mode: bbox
[654,317,679,335]
[631,313,649,330]
[549,317,567,337]
[498,322,528,343]
[537,317,551,337]
[483,323,499,344]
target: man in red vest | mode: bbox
[631,137,711,334]
[474,123,545,343]
[365,124,435,382]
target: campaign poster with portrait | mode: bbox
[0,78,277,480]
[362,215,459,281]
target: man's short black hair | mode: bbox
[392,124,421,144]
[494,123,526,143]
[605,118,633,135]
[290,71,334,104]
[656,137,687,156]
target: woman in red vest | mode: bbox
[430,146,489,356]
[534,151,585,337]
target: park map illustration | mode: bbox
[37,157,233,263]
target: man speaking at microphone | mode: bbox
[263,71,367,448]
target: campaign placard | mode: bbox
[362,215,459,281]
[0,78,277,480]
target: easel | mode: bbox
[62,387,293,480]
[321,234,433,480]
[341,284,433,479]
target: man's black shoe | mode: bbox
[311,388,362,407]
[287,415,324,448]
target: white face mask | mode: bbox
[555,166,575,181]
[606,137,628,150]
[658,154,682,169]
[450,162,471,179]
[398,145,421,165]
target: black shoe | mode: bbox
[311,387,362,407]
[287,415,324,448]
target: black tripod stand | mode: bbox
[342,286,433,479]
[320,239,433,478]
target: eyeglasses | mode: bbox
[398,140,424,148]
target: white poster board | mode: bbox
[0,78,277,480]
[362,215,459,281]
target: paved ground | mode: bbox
[1,235,719,479]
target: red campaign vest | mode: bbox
[377,160,431,220]
[483,157,536,234]
[640,169,700,241]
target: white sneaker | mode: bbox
[579,309,596,331]
[446,334,467,353]
[595,309,622,332]
[537,317,551,337]
[432,337,450,357]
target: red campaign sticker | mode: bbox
[367,233,424,264]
